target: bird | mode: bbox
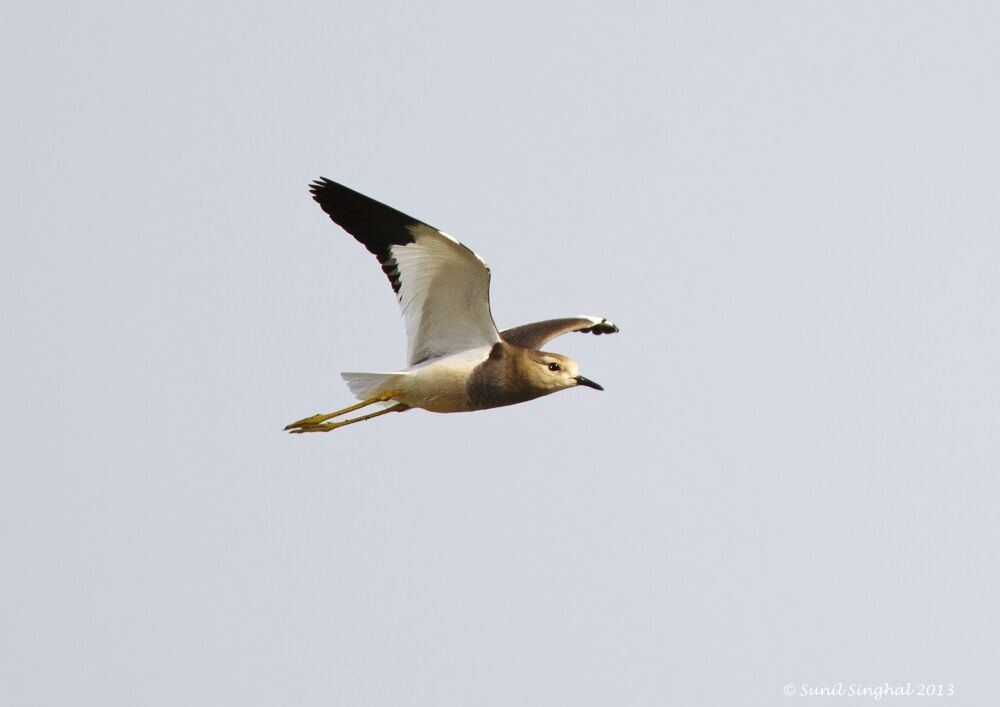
[285,178,619,433]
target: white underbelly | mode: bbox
[398,347,491,413]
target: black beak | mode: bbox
[575,375,604,391]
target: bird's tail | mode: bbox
[341,371,405,401]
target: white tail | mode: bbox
[341,371,404,400]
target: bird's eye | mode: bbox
[548,362,561,372]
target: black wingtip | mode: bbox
[308,176,335,197]
[580,319,620,336]
[308,177,353,206]
[307,178,421,253]
[306,178,426,297]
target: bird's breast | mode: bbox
[465,343,546,411]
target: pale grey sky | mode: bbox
[3,2,998,706]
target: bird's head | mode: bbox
[526,351,604,393]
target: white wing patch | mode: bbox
[438,230,491,269]
[392,224,501,365]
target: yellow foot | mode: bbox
[286,403,408,433]
[284,412,330,429]
[289,417,368,433]
[284,393,407,434]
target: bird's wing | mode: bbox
[310,178,501,366]
[500,316,619,350]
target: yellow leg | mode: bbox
[284,390,404,432]
[288,402,409,433]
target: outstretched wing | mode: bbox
[500,316,619,350]
[310,178,501,366]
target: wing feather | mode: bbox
[500,316,619,350]
[309,179,500,365]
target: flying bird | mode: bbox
[285,179,619,433]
